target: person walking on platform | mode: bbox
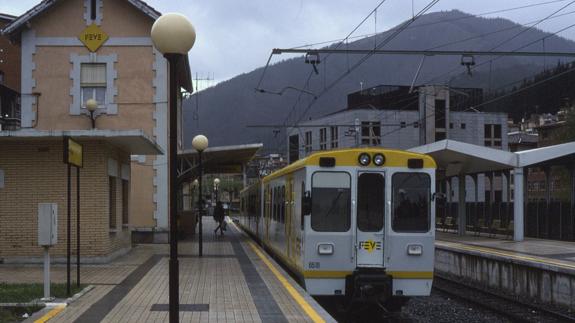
[213,201,226,236]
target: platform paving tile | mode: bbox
[32,219,330,322]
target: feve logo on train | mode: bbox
[359,240,382,253]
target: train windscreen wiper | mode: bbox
[322,191,343,219]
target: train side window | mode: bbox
[311,172,351,232]
[392,172,431,232]
[280,186,285,223]
[300,182,306,230]
[357,173,384,232]
[272,187,276,221]
[274,187,278,222]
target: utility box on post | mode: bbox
[38,203,58,246]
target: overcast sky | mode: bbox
[2,0,575,88]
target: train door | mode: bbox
[356,172,385,267]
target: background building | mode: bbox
[0,13,21,131]
[0,0,191,262]
[287,85,508,203]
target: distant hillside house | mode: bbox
[287,84,509,203]
[0,0,191,263]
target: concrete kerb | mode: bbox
[0,285,94,308]
[4,285,94,322]
[436,243,575,276]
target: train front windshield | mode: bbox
[311,172,351,232]
[392,173,431,232]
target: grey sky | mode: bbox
[2,0,575,88]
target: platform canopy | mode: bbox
[516,141,575,168]
[178,143,263,182]
[409,139,575,242]
[409,139,575,175]
[409,140,516,177]
[0,129,163,155]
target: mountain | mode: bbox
[182,10,575,153]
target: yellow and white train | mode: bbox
[238,148,436,307]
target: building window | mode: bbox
[0,71,4,84]
[449,122,453,129]
[90,0,97,20]
[484,124,502,147]
[109,176,117,229]
[461,123,466,129]
[400,121,406,128]
[304,131,312,153]
[70,53,117,115]
[81,63,106,107]
[330,126,338,148]
[319,128,327,150]
[122,179,129,226]
[361,121,381,146]
[289,134,299,163]
[435,99,446,129]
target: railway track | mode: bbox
[433,275,575,322]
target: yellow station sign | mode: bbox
[78,24,109,52]
[64,137,83,168]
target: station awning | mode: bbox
[516,141,575,168]
[409,139,575,177]
[409,139,516,177]
[178,143,263,181]
[0,129,163,155]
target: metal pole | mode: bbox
[198,151,203,257]
[76,166,80,287]
[166,53,180,323]
[43,246,50,300]
[89,111,95,129]
[513,167,525,241]
[458,174,466,236]
[67,163,71,296]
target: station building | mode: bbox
[287,85,509,202]
[0,0,191,262]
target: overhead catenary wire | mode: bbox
[270,0,441,154]
[266,14,575,157]
[278,0,391,129]
[261,1,575,130]
[420,3,575,88]
[379,61,575,141]
[368,19,575,123]
[488,0,575,51]
[291,0,441,125]
[257,1,575,154]
[287,0,573,50]
[279,57,575,154]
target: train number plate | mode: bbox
[308,262,321,269]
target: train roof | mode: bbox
[263,147,436,183]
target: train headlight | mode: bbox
[373,153,385,166]
[318,243,334,255]
[358,153,371,166]
[407,244,423,256]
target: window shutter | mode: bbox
[81,63,106,86]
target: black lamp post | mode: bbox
[151,13,196,323]
[192,135,208,257]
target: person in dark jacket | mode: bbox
[213,201,225,235]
